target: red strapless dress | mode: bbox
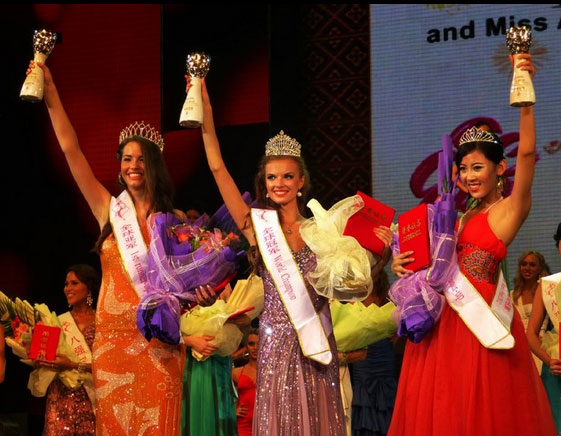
[388,212,556,436]
[236,371,256,436]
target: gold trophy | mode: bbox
[20,29,57,102]
[179,52,211,128]
[506,26,535,107]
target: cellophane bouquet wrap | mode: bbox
[180,276,264,361]
[0,292,91,397]
[299,196,375,302]
[388,135,458,343]
[331,300,397,352]
[137,212,245,345]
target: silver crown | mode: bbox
[265,130,301,157]
[458,127,500,147]
[119,121,165,152]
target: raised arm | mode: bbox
[505,54,536,225]
[35,61,110,227]
[198,78,254,245]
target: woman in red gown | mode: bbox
[232,329,258,436]
[389,54,555,436]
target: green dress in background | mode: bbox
[181,353,238,436]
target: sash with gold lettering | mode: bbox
[541,272,561,359]
[444,265,514,349]
[252,208,332,365]
[109,190,149,298]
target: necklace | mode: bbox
[283,218,302,235]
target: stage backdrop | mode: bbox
[371,4,561,283]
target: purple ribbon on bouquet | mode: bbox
[137,210,245,345]
[389,135,458,343]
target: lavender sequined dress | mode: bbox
[255,246,346,436]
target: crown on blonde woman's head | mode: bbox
[119,121,165,152]
[265,130,301,157]
[459,126,501,148]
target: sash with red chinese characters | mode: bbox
[59,312,92,365]
[444,267,514,349]
[251,208,332,365]
[541,272,561,358]
[109,190,149,298]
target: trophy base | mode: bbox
[179,120,202,128]
[20,94,42,102]
[510,101,535,107]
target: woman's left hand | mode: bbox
[509,53,535,78]
[374,226,393,248]
[34,354,75,371]
[195,285,218,307]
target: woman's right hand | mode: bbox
[184,335,218,357]
[236,402,248,418]
[549,358,561,376]
[27,60,56,94]
[391,250,415,278]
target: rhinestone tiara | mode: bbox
[458,126,501,147]
[119,121,164,152]
[265,130,301,157]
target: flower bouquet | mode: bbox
[0,292,92,397]
[137,210,246,345]
[389,135,458,343]
[180,274,264,361]
[330,299,397,352]
[299,196,375,302]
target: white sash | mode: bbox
[109,190,149,298]
[59,312,92,364]
[252,208,333,365]
[541,272,561,330]
[58,312,95,409]
[444,267,514,349]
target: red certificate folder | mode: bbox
[343,191,396,256]
[28,324,61,361]
[398,203,430,272]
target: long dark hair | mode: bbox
[94,136,174,253]
[67,264,101,307]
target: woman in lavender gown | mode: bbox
[193,76,346,436]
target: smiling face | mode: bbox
[120,141,145,191]
[458,150,505,201]
[264,158,305,206]
[519,253,540,282]
[64,271,90,307]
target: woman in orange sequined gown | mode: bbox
[389,55,555,436]
[34,60,185,436]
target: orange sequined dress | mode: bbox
[93,231,185,436]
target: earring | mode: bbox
[297,191,302,197]
[266,193,269,198]
[87,292,93,307]
[118,173,126,187]
[497,176,504,194]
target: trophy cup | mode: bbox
[506,26,535,107]
[179,52,211,128]
[20,29,57,102]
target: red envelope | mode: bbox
[398,203,430,272]
[28,324,61,362]
[343,191,395,256]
